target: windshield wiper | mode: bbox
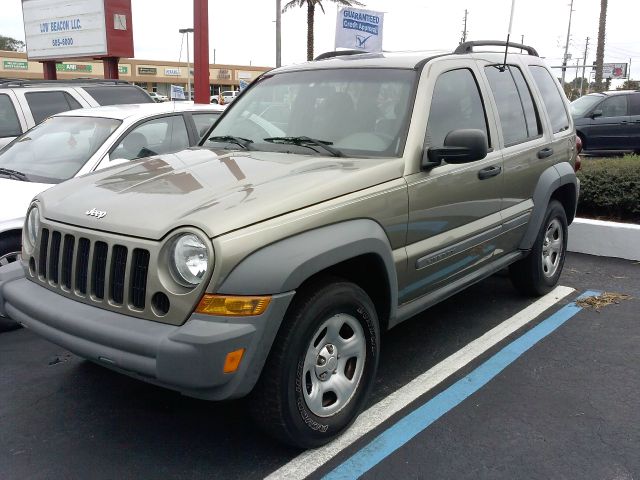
[263,136,343,157]
[0,167,28,181]
[208,135,253,150]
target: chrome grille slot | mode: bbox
[130,249,150,309]
[38,228,50,278]
[48,231,62,285]
[91,241,108,299]
[75,238,90,294]
[110,245,128,305]
[61,235,75,289]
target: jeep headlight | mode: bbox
[169,233,210,287]
[24,206,40,252]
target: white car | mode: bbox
[0,102,225,264]
[148,91,169,102]
[211,90,239,104]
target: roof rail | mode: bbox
[454,40,539,57]
[314,50,366,61]
[0,78,132,88]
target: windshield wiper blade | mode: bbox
[263,136,343,157]
[208,135,253,150]
[0,167,28,181]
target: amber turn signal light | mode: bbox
[195,294,271,316]
[223,348,245,373]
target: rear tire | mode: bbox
[250,277,379,448]
[510,200,568,296]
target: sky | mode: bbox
[1,0,639,82]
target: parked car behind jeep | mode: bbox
[0,79,153,149]
[0,42,578,448]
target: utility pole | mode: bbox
[579,37,589,97]
[561,0,575,87]
[460,9,469,44]
[276,0,282,67]
[179,28,194,100]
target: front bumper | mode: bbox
[0,264,294,400]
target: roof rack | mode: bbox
[454,40,539,57]
[0,78,132,88]
[314,50,367,61]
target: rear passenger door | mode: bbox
[628,93,640,151]
[402,61,503,304]
[476,62,549,255]
[583,94,630,149]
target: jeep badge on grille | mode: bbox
[86,208,107,219]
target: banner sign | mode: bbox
[239,79,249,92]
[56,63,93,73]
[138,66,157,75]
[3,60,29,70]
[22,0,108,60]
[165,67,181,76]
[602,63,628,79]
[118,65,128,74]
[335,7,384,53]
[170,84,185,100]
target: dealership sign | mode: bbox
[56,63,93,73]
[335,7,384,53]
[3,60,28,70]
[22,0,110,60]
[165,68,181,76]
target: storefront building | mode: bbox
[0,50,269,97]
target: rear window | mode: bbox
[529,66,570,134]
[0,94,22,138]
[25,91,83,124]
[83,85,154,105]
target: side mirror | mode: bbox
[590,109,603,119]
[423,129,488,169]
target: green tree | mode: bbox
[283,0,364,61]
[0,35,25,52]
[617,79,639,90]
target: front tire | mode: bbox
[250,278,380,448]
[0,232,21,267]
[510,200,568,296]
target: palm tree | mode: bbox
[594,0,608,92]
[283,0,365,61]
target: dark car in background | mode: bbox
[571,90,640,153]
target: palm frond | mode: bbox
[282,0,306,13]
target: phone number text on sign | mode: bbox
[52,37,74,47]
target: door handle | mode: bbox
[478,165,502,180]
[537,147,554,159]
[620,120,629,124]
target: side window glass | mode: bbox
[629,94,640,116]
[599,96,628,117]
[84,86,154,105]
[510,68,542,138]
[110,115,190,161]
[529,66,571,134]
[0,94,22,138]
[426,68,489,148]
[25,91,82,124]
[192,112,221,139]
[485,66,530,146]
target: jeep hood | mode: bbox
[37,148,404,240]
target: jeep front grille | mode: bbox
[37,228,150,309]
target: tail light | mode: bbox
[574,136,582,172]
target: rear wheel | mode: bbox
[510,200,568,296]
[250,278,379,448]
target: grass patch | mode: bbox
[577,154,640,223]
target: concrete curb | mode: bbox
[568,218,640,261]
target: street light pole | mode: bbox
[179,27,194,100]
[561,0,575,87]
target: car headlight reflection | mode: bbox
[169,233,209,287]
[24,206,40,251]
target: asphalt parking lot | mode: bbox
[1,252,638,480]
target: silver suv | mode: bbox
[0,79,153,149]
[0,42,579,448]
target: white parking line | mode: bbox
[265,285,575,480]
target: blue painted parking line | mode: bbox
[323,290,599,480]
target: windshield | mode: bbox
[206,68,416,157]
[0,116,120,184]
[570,94,604,117]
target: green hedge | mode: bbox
[577,155,640,223]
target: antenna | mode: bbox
[501,0,517,71]
[460,9,469,45]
